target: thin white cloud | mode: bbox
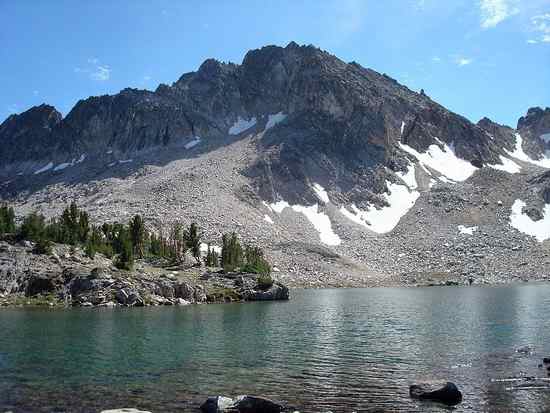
[33,90,39,96]
[75,58,111,81]
[432,56,442,62]
[456,57,473,66]
[7,104,18,114]
[143,75,151,81]
[531,13,550,43]
[91,65,111,81]
[479,0,519,29]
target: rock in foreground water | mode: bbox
[409,381,463,405]
[200,395,283,413]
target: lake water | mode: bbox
[1,285,550,412]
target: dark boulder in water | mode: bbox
[409,381,463,406]
[200,395,283,413]
[232,395,283,413]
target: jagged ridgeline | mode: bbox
[0,42,549,286]
[0,202,272,277]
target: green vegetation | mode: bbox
[206,286,242,302]
[0,204,15,234]
[0,203,273,275]
[257,274,274,290]
[204,244,219,267]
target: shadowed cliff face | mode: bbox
[0,104,62,165]
[0,42,547,206]
[517,107,550,160]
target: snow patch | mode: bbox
[458,225,478,235]
[340,181,419,234]
[106,150,113,154]
[264,214,274,224]
[509,199,550,242]
[399,139,477,182]
[506,133,550,168]
[438,176,454,184]
[53,162,71,172]
[34,162,54,175]
[184,136,201,149]
[265,112,287,130]
[488,156,522,174]
[270,200,290,214]
[76,154,86,163]
[312,183,330,203]
[118,159,133,164]
[229,117,257,135]
[270,200,341,246]
[541,133,550,143]
[290,204,341,246]
[400,121,405,136]
[396,164,417,190]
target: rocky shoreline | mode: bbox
[0,240,289,308]
[2,236,548,310]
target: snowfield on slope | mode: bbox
[265,112,287,130]
[184,136,201,149]
[34,162,54,175]
[458,225,478,235]
[340,181,420,234]
[399,139,477,182]
[509,199,550,242]
[488,156,522,174]
[312,183,330,203]
[269,200,341,246]
[506,134,550,168]
[229,117,257,135]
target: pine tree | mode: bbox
[114,229,134,270]
[170,223,186,262]
[204,244,219,267]
[85,241,96,259]
[187,222,202,265]
[243,245,271,276]
[18,212,46,242]
[0,204,15,234]
[221,232,243,272]
[78,210,90,243]
[129,214,146,258]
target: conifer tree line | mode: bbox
[0,202,271,276]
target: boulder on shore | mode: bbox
[200,395,283,413]
[243,283,289,301]
[409,381,462,406]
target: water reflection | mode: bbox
[1,285,550,412]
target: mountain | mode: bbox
[1,42,549,287]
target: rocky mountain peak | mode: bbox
[517,107,550,160]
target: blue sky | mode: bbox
[1,0,548,127]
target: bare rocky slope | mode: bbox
[1,42,549,287]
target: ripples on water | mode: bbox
[1,285,550,412]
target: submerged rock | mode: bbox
[409,381,463,406]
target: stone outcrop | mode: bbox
[0,241,289,307]
[409,381,463,406]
